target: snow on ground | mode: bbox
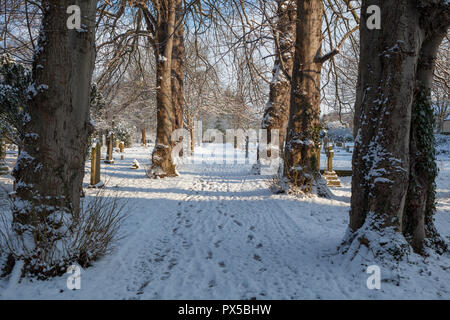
[0,142,449,299]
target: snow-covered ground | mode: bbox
[0,141,449,299]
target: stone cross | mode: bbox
[90,142,101,186]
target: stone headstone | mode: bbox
[316,143,321,171]
[131,159,140,169]
[90,142,101,186]
[119,141,125,160]
[104,133,115,164]
[0,139,9,175]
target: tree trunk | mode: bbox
[261,0,296,157]
[141,128,146,145]
[11,0,97,272]
[403,6,449,254]
[345,0,449,258]
[171,0,185,131]
[171,0,185,157]
[149,0,178,178]
[283,0,328,196]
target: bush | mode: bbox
[0,188,127,279]
[113,123,134,148]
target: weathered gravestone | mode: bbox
[90,142,101,186]
[119,141,125,160]
[0,139,9,175]
[104,133,115,164]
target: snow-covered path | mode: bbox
[0,144,449,299]
[75,148,351,300]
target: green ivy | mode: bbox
[410,83,437,218]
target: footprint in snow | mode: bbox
[160,271,171,280]
[168,259,177,270]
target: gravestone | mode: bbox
[316,143,321,171]
[100,134,106,159]
[0,139,9,175]
[119,141,125,160]
[90,142,101,186]
[104,133,115,164]
[131,159,140,169]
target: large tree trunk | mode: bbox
[261,0,296,157]
[11,0,97,272]
[283,0,329,196]
[149,0,178,178]
[345,0,449,259]
[403,6,449,254]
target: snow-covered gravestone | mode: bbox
[0,138,9,175]
[130,159,140,170]
[119,141,125,160]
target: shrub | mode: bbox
[0,188,127,279]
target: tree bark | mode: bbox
[171,0,185,132]
[283,0,329,196]
[261,0,296,156]
[149,0,178,178]
[171,0,185,157]
[403,4,449,253]
[11,0,97,271]
[346,0,449,258]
